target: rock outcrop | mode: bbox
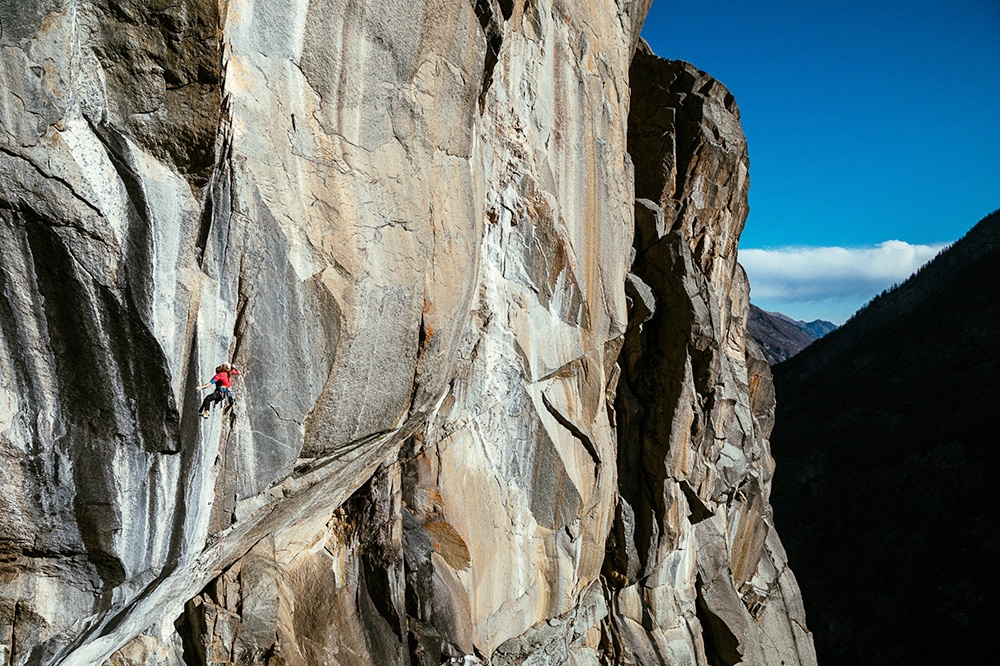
[0,2,814,665]
[604,50,813,666]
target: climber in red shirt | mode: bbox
[196,363,241,418]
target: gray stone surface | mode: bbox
[604,52,817,666]
[0,2,814,665]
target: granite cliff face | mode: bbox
[0,2,815,664]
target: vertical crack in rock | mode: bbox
[473,0,505,112]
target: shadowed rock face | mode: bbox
[0,3,813,665]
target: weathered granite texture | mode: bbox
[0,2,814,665]
[600,50,814,666]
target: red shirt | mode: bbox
[212,368,240,388]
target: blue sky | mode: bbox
[640,0,1000,323]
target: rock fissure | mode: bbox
[0,146,103,218]
[266,404,301,426]
[540,392,601,468]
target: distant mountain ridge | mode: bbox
[769,208,1000,665]
[801,318,837,338]
[747,305,837,364]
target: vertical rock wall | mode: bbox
[0,2,814,665]
[605,49,815,666]
[402,0,635,658]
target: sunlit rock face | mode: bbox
[607,49,816,665]
[0,2,813,665]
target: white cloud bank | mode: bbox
[740,240,950,324]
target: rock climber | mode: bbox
[197,363,241,418]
